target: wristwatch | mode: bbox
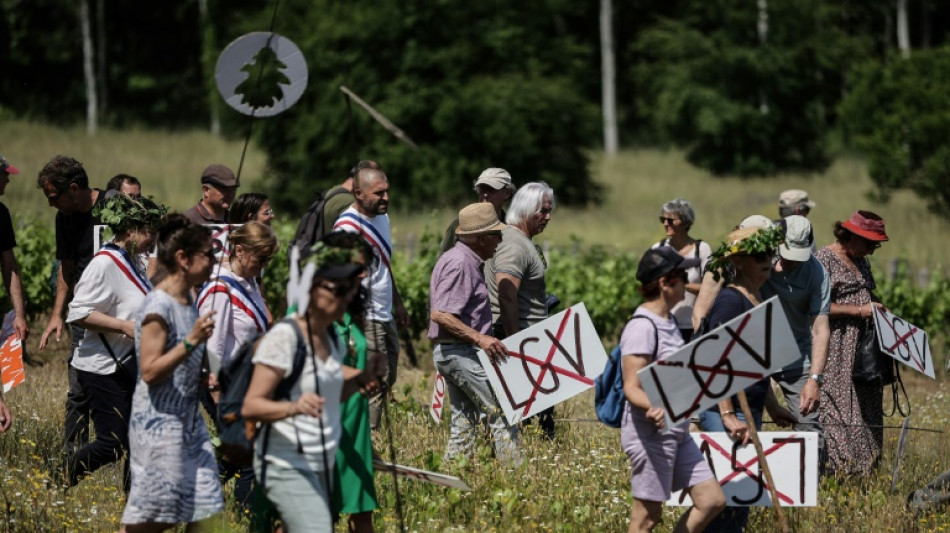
[809,373,824,386]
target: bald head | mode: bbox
[354,169,390,216]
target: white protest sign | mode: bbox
[215,32,308,117]
[638,297,799,430]
[872,306,935,379]
[478,303,608,426]
[669,432,818,507]
[429,372,446,424]
[372,459,471,491]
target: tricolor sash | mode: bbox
[198,274,269,332]
[94,243,151,296]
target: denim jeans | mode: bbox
[433,343,521,465]
[772,365,827,469]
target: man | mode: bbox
[322,160,382,232]
[0,153,31,395]
[486,181,556,438]
[778,189,816,218]
[37,155,113,453]
[105,174,142,198]
[762,215,830,460]
[182,164,238,224]
[333,167,409,429]
[439,167,517,254]
[429,203,520,464]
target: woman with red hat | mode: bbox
[815,210,889,477]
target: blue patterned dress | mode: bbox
[121,290,223,524]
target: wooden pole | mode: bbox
[737,390,789,533]
[339,85,420,150]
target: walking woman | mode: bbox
[243,233,385,533]
[621,247,724,532]
[228,193,274,226]
[816,210,889,476]
[65,194,165,487]
[121,214,223,532]
[197,221,277,515]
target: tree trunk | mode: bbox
[599,0,618,155]
[95,0,107,114]
[199,0,221,135]
[896,0,910,58]
[79,0,97,135]
[757,0,769,114]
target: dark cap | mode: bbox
[200,164,238,188]
[636,246,700,285]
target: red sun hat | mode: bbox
[0,155,18,175]
[842,210,888,242]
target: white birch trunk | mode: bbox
[600,0,618,155]
[80,0,97,134]
[896,0,910,58]
[199,0,221,135]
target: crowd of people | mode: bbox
[0,150,937,532]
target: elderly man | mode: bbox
[439,167,517,254]
[183,164,238,224]
[105,174,142,198]
[333,167,409,429]
[762,215,830,464]
[429,203,520,464]
[486,181,556,438]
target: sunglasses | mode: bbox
[260,209,274,216]
[318,279,359,297]
[659,216,679,225]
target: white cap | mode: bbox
[779,215,813,262]
[738,214,774,230]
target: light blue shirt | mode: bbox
[761,256,830,367]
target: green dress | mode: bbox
[332,313,378,514]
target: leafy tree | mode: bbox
[248,0,600,214]
[839,45,950,217]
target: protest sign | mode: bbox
[0,336,25,393]
[638,297,799,430]
[669,432,818,507]
[372,459,471,491]
[429,372,446,424]
[478,303,608,425]
[872,306,935,379]
[215,32,308,117]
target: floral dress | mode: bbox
[815,246,882,476]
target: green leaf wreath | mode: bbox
[93,194,168,232]
[705,226,786,282]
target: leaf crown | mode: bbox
[93,194,168,232]
[706,225,786,282]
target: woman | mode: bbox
[653,198,711,342]
[243,234,385,533]
[65,194,165,487]
[697,225,794,533]
[121,215,223,532]
[229,193,274,226]
[197,221,278,516]
[621,247,724,533]
[816,210,889,477]
[199,221,278,370]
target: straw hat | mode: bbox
[456,203,506,235]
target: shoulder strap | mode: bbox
[97,332,135,380]
[273,318,309,400]
[694,239,702,260]
[628,315,659,359]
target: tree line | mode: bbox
[2,0,949,214]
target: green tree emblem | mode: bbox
[236,45,291,109]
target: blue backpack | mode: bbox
[594,316,657,428]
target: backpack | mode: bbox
[288,187,351,255]
[216,318,308,467]
[594,316,658,428]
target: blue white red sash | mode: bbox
[333,212,392,271]
[94,243,151,296]
[197,274,268,332]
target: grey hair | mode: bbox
[506,182,555,226]
[661,198,695,227]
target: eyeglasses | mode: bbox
[261,209,274,216]
[858,237,882,250]
[659,217,679,225]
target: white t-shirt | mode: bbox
[252,321,343,472]
[67,246,150,374]
[333,207,394,322]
